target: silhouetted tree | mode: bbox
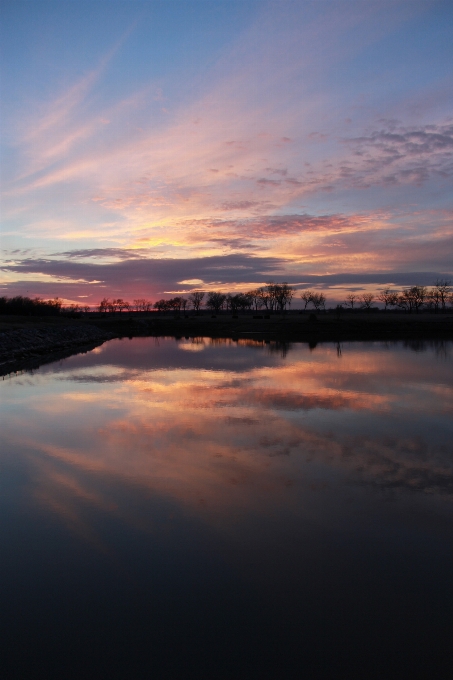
[206,292,227,313]
[344,294,357,309]
[273,283,294,312]
[257,286,271,311]
[99,298,110,314]
[113,298,129,313]
[189,291,204,314]
[398,286,427,313]
[226,293,241,313]
[361,293,375,310]
[0,295,63,316]
[154,299,168,312]
[427,287,441,312]
[433,279,451,312]
[311,292,326,311]
[300,290,314,309]
[167,297,183,313]
[133,298,148,312]
[377,289,399,310]
[248,289,265,311]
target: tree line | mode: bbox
[0,296,63,316]
[96,280,452,315]
[339,280,452,313]
[1,280,451,316]
[97,283,296,315]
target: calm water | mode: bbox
[1,337,453,679]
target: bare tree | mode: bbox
[427,287,441,312]
[189,291,204,314]
[206,291,227,313]
[99,297,110,314]
[257,286,271,311]
[377,289,399,310]
[226,293,241,313]
[274,283,294,312]
[167,297,183,313]
[398,286,427,313]
[248,289,264,311]
[361,293,375,310]
[154,299,168,312]
[113,298,129,313]
[265,282,279,312]
[312,292,326,311]
[300,290,314,310]
[433,279,451,312]
[133,298,148,312]
[344,294,357,309]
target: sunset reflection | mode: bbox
[2,338,452,542]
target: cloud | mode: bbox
[341,121,453,188]
[2,244,451,304]
[53,248,147,261]
[2,0,452,298]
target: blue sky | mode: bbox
[1,0,452,304]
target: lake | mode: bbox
[1,337,452,679]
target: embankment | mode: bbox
[0,322,114,376]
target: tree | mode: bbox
[257,286,271,311]
[433,279,451,312]
[154,299,168,312]
[167,297,183,313]
[226,293,241,313]
[99,298,110,314]
[344,294,357,309]
[377,289,398,310]
[206,291,227,313]
[311,292,326,311]
[266,283,279,312]
[189,291,204,313]
[273,283,294,312]
[133,298,148,312]
[427,287,441,312]
[113,298,129,313]
[248,289,264,311]
[398,286,427,313]
[49,297,64,313]
[361,293,375,310]
[300,290,314,310]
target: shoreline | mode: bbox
[1,312,452,376]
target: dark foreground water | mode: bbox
[1,337,452,679]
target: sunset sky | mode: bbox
[1,0,452,306]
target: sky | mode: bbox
[1,0,452,306]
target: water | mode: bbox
[1,337,452,679]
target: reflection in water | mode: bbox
[1,339,453,679]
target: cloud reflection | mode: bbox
[1,339,452,547]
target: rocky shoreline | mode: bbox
[0,324,115,376]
